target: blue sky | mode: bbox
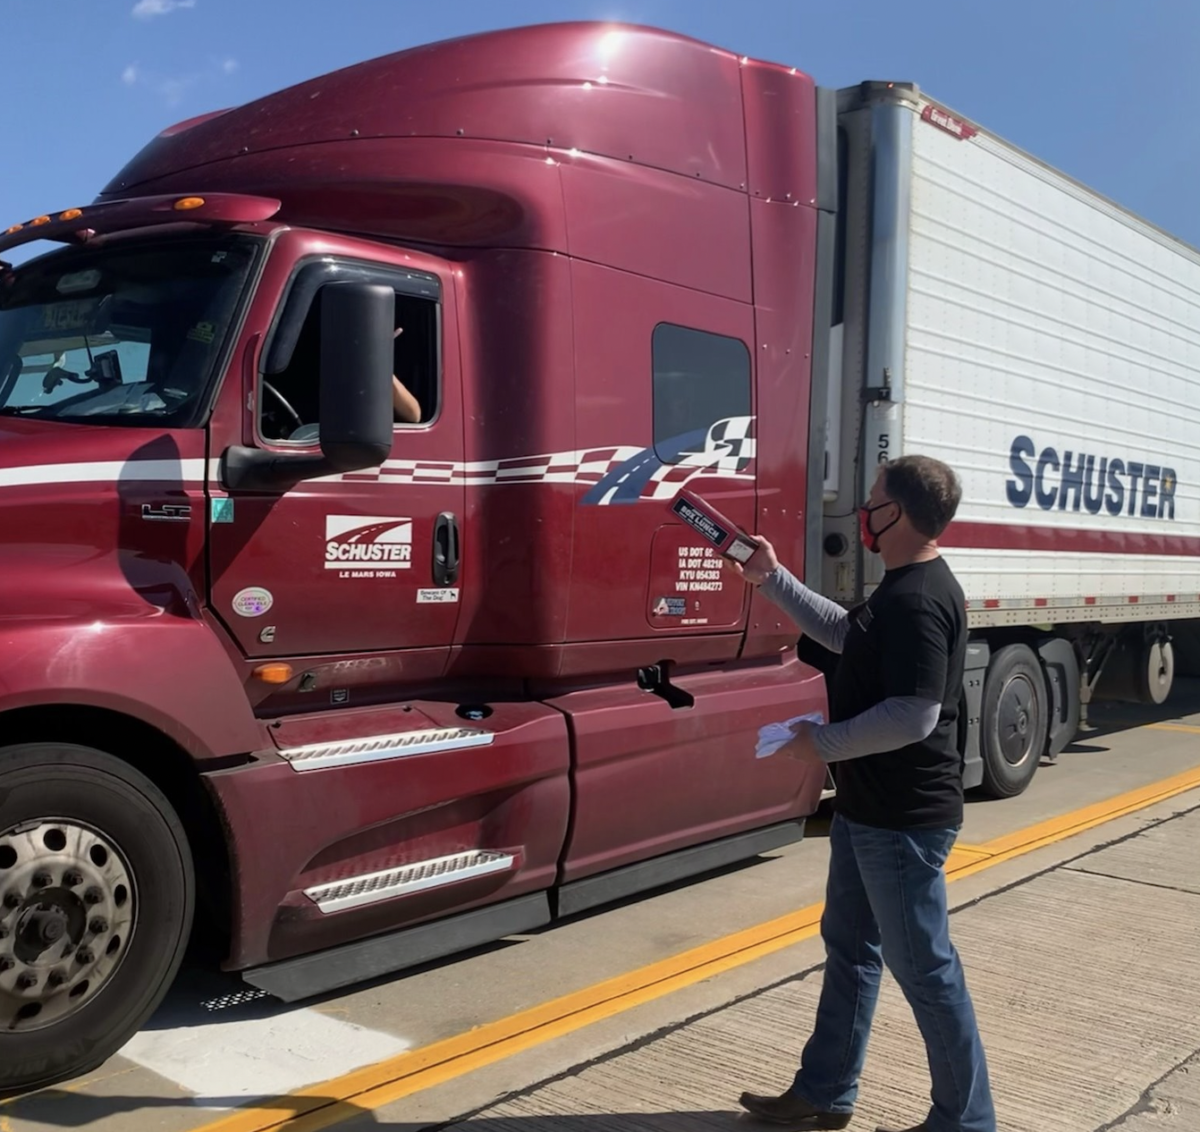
[3,0,1198,262]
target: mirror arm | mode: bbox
[220,446,336,493]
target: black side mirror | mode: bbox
[222,281,395,492]
[319,281,394,471]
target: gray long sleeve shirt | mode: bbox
[760,565,941,763]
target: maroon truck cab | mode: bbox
[0,22,832,1092]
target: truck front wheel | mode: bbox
[0,744,194,1095]
[979,644,1048,799]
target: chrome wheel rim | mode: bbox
[0,819,136,1031]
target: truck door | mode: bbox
[555,263,821,886]
[566,266,757,646]
[208,249,464,677]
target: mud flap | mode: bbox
[1037,637,1081,763]
[961,639,990,790]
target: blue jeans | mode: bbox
[792,814,996,1132]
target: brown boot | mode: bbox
[738,1090,852,1130]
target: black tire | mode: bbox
[978,644,1048,799]
[0,744,194,1096]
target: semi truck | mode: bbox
[0,20,1197,1092]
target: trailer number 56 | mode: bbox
[877,433,890,464]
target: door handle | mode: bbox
[433,511,460,587]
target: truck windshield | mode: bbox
[0,235,259,428]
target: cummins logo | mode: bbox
[324,515,413,572]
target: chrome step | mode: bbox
[304,850,516,914]
[278,726,493,772]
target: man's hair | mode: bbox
[882,455,961,539]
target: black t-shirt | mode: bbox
[826,556,967,830]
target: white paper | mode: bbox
[755,712,826,758]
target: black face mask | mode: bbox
[859,500,901,554]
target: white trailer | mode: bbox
[814,81,1200,798]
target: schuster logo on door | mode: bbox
[324,516,413,575]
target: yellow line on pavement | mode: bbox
[960,764,1200,864]
[947,843,993,864]
[177,764,1200,1132]
[1149,723,1200,735]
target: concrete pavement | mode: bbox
[357,792,1200,1131]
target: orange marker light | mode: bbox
[253,663,294,685]
[31,216,51,227]
[4,224,22,235]
[173,196,206,211]
[59,208,83,221]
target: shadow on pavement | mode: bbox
[2,1092,765,1130]
[1077,675,1200,743]
[337,1107,758,1130]
[0,1088,382,1127]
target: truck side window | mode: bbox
[261,288,440,444]
[261,290,324,442]
[392,293,438,428]
[652,323,751,463]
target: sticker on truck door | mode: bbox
[646,527,743,630]
[417,588,459,604]
[232,587,274,617]
[324,515,413,578]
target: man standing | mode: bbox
[732,455,996,1132]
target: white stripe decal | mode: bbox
[0,459,208,489]
[0,416,757,499]
[0,456,753,495]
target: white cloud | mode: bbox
[132,0,196,19]
[121,53,233,106]
[158,76,195,106]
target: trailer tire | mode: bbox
[0,744,194,1096]
[1136,638,1175,706]
[979,644,1048,799]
